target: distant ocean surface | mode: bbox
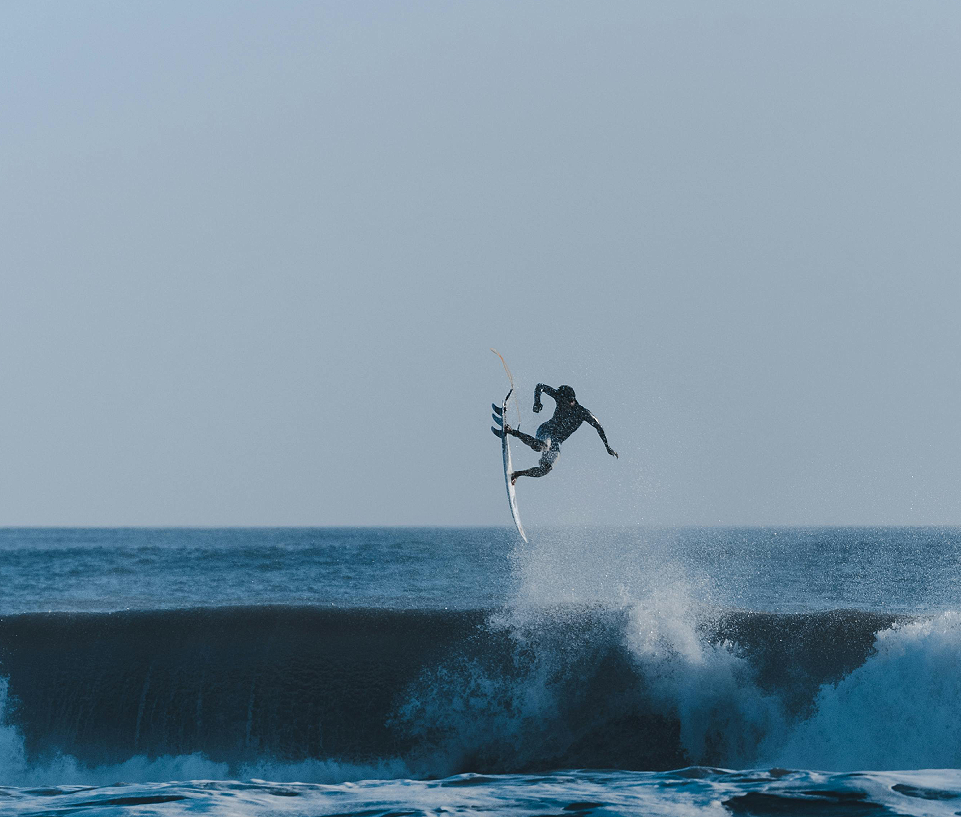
[4,526,961,816]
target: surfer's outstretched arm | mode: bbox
[533,383,558,413]
[586,413,618,458]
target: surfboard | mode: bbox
[492,388,528,543]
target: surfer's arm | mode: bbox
[585,412,618,458]
[533,383,558,413]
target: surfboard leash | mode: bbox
[491,348,522,429]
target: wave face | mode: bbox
[0,607,485,770]
[8,602,951,780]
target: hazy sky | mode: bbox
[2,1,960,526]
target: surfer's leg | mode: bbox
[508,427,548,453]
[511,463,553,482]
[511,441,560,482]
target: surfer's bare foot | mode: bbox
[510,472,518,486]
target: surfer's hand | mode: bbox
[607,447,618,458]
[533,402,542,413]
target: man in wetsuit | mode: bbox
[492,384,618,484]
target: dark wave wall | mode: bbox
[0,606,899,773]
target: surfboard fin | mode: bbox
[491,426,505,438]
[492,412,503,426]
[492,403,503,415]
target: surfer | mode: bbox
[492,384,617,484]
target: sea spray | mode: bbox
[506,527,715,611]
[624,589,786,768]
[393,528,768,775]
[392,604,658,773]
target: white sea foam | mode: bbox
[6,768,961,817]
[776,611,961,770]
[624,590,787,768]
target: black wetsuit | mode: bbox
[508,384,616,480]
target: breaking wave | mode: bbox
[6,600,960,784]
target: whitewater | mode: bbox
[3,526,961,816]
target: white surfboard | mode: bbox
[493,388,528,543]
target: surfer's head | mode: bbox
[558,385,576,405]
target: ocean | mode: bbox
[2,526,961,816]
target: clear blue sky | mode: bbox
[2,1,960,526]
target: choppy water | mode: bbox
[3,526,961,816]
